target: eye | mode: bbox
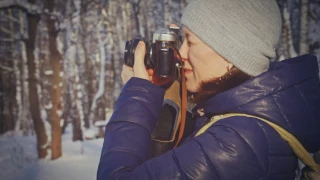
[187,41,192,46]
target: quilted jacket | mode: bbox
[97,54,320,180]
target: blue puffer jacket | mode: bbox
[97,55,320,180]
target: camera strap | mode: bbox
[195,113,320,175]
[150,66,189,157]
[174,66,188,148]
[150,78,191,157]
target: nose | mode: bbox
[179,40,188,62]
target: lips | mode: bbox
[184,68,193,75]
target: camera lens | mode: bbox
[124,40,133,67]
[157,47,174,77]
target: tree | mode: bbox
[18,8,33,135]
[309,0,320,62]
[0,68,5,134]
[26,0,49,158]
[64,0,84,141]
[88,19,107,128]
[275,0,320,63]
[44,0,63,160]
[0,8,16,135]
[300,0,309,55]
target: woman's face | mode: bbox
[179,27,232,92]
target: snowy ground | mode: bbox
[0,126,104,180]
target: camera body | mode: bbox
[124,27,182,78]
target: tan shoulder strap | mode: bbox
[195,113,320,173]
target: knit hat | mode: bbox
[181,0,282,76]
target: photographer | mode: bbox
[97,0,320,179]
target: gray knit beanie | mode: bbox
[181,0,282,76]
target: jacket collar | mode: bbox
[192,55,319,117]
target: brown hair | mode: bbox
[190,67,252,104]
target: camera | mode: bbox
[124,27,182,78]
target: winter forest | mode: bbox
[0,0,319,179]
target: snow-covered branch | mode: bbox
[0,12,19,23]
[0,0,41,13]
[0,64,14,72]
[0,26,11,34]
[0,0,62,24]
[0,0,17,8]
[1,38,14,42]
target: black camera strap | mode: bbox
[150,77,191,157]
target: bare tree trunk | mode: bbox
[26,1,48,158]
[71,58,84,141]
[71,81,83,141]
[109,0,119,108]
[61,1,72,134]
[0,71,4,134]
[80,0,91,129]
[126,1,133,39]
[19,9,32,135]
[63,0,84,140]
[74,0,86,139]
[146,0,154,40]
[121,0,128,40]
[7,9,22,134]
[45,0,63,160]
[0,13,12,134]
[282,6,298,59]
[61,86,70,134]
[300,0,309,55]
[132,0,141,35]
[88,17,106,127]
[36,19,52,148]
[164,0,171,27]
[2,54,15,133]
[140,1,148,40]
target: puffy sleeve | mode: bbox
[97,78,289,180]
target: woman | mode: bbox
[97,0,320,179]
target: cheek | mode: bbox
[186,78,201,92]
[187,47,202,69]
[192,48,228,78]
[188,48,211,78]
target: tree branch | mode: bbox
[0,0,41,13]
[1,38,14,42]
[0,0,63,31]
[0,64,14,72]
[0,25,11,34]
[0,11,19,23]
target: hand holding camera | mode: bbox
[121,41,149,85]
[122,26,182,87]
[121,41,173,86]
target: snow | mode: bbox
[0,125,103,180]
[56,110,62,117]
[94,120,108,127]
[84,129,96,140]
[44,103,53,110]
[44,70,53,75]
[77,92,83,98]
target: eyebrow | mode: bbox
[182,27,189,37]
[185,33,190,39]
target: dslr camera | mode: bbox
[124,27,182,79]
